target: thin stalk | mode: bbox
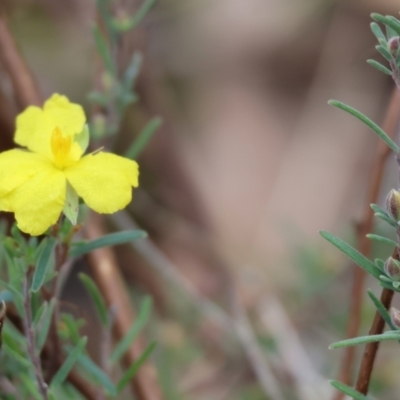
[22,275,48,400]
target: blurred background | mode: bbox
[2,0,400,399]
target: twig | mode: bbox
[258,295,331,400]
[355,285,395,394]
[231,292,285,400]
[22,275,48,400]
[0,7,41,108]
[333,88,400,399]
[85,213,163,400]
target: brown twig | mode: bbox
[0,7,41,108]
[333,88,400,400]
[85,213,163,400]
[355,285,395,393]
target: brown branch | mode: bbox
[85,213,163,400]
[0,7,41,108]
[355,285,395,393]
[333,88,400,400]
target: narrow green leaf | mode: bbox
[375,258,385,271]
[110,0,157,32]
[328,100,400,153]
[125,117,162,160]
[374,212,398,227]
[367,59,392,75]
[330,331,400,349]
[122,52,142,89]
[367,289,395,330]
[79,273,108,326]
[77,353,117,396]
[70,230,147,258]
[320,231,381,279]
[36,299,56,352]
[330,380,371,400]
[366,234,398,247]
[31,237,56,293]
[110,296,152,363]
[117,341,157,393]
[51,337,87,386]
[376,44,393,62]
[93,25,115,75]
[370,22,386,42]
[370,203,389,216]
[19,373,43,400]
[372,14,400,36]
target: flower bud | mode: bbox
[386,189,400,221]
[389,36,400,57]
[391,307,400,329]
[384,257,400,281]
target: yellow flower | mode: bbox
[0,94,139,235]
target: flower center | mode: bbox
[51,127,72,168]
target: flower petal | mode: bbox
[15,94,85,158]
[65,152,139,214]
[1,167,66,235]
[0,149,51,197]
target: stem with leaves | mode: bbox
[22,274,48,400]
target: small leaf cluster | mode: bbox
[0,219,154,399]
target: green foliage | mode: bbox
[70,229,147,257]
[330,381,371,400]
[328,100,400,153]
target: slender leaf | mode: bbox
[93,25,115,75]
[110,296,152,363]
[328,100,400,153]
[77,353,117,396]
[117,341,156,393]
[19,373,42,400]
[125,117,162,160]
[372,14,400,36]
[36,299,56,352]
[51,337,87,386]
[374,212,398,227]
[370,203,389,217]
[79,273,108,326]
[122,52,143,89]
[320,231,381,279]
[330,331,400,349]
[366,234,398,247]
[330,380,371,400]
[0,290,12,303]
[31,237,56,293]
[375,258,385,271]
[376,44,393,62]
[70,230,147,258]
[370,22,386,42]
[367,289,395,330]
[367,59,392,75]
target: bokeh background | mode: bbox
[2,0,400,399]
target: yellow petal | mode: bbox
[65,152,139,214]
[1,167,66,235]
[15,94,85,159]
[0,149,51,197]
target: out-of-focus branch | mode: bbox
[0,8,41,108]
[333,88,400,400]
[110,211,285,400]
[85,213,163,400]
